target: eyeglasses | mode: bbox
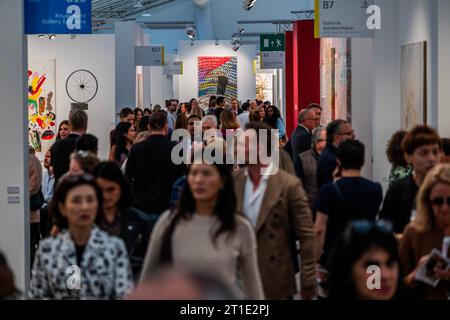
[350,220,393,234]
[431,197,450,207]
[339,130,354,136]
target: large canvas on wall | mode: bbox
[28,59,57,161]
[401,42,427,130]
[198,56,237,109]
[320,38,352,126]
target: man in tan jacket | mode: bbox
[234,122,316,300]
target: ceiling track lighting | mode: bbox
[231,38,240,46]
[49,34,56,40]
[233,44,240,52]
[38,34,44,39]
[243,0,256,11]
[186,26,196,39]
[134,0,144,8]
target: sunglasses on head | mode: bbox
[431,197,450,207]
[350,220,393,235]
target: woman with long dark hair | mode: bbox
[109,122,136,167]
[134,108,144,128]
[265,105,286,141]
[56,120,70,140]
[93,162,157,279]
[327,220,403,300]
[31,175,133,299]
[139,150,264,299]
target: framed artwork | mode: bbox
[28,59,56,161]
[401,41,427,130]
[320,38,352,126]
[198,56,237,110]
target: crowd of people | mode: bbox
[1,96,450,301]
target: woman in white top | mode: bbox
[140,151,264,300]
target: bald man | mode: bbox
[286,109,317,160]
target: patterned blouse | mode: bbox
[389,165,413,186]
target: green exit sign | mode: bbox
[260,34,285,52]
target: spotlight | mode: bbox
[231,38,240,46]
[238,26,245,34]
[142,10,151,17]
[38,34,44,39]
[49,34,56,40]
[133,0,144,8]
[186,26,196,39]
[232,45,240,52]
[215,38,219,46]
[243,0,256,11]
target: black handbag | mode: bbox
[30,188,45,211]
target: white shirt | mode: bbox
[238,111,250,129]
[242,163,274,227]
[41,169,55,204]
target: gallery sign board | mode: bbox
[164,61,183,75]
[260,34,285,69]
[25,0,92,34]
[135,46,165,67]
[314,0,375,38]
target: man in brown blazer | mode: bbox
[234,122,316,300]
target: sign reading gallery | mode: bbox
[25,0,92,34]
[314,0,379,38]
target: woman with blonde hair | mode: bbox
[399,164,450,299]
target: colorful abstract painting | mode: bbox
[198,56,237,110]
[28,59,56,161]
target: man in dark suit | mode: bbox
[51,110,88,184]
[125,111,186,215]
[234,122,316,300]
[285,109,317,160]
[316,119,355,190]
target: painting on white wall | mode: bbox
[320,38,352,126]
[28,59,56,161]
[401,41,427,130]
[198,56,237,110]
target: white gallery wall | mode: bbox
[370,0,449,191]
[437,0,450,138]
[0,0,29,293]
[28,35,116,160]
[177,40,256,103]
[351,39,374,180]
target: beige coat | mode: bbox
[234,168,316,299]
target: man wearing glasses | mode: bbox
[316,119,355,190]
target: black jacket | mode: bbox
[316,143,338,190]
[125,135,186,215]
[379,174,418,233]
[51,133,80,184]
[99,207,159,280]
[289,125,312,160]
